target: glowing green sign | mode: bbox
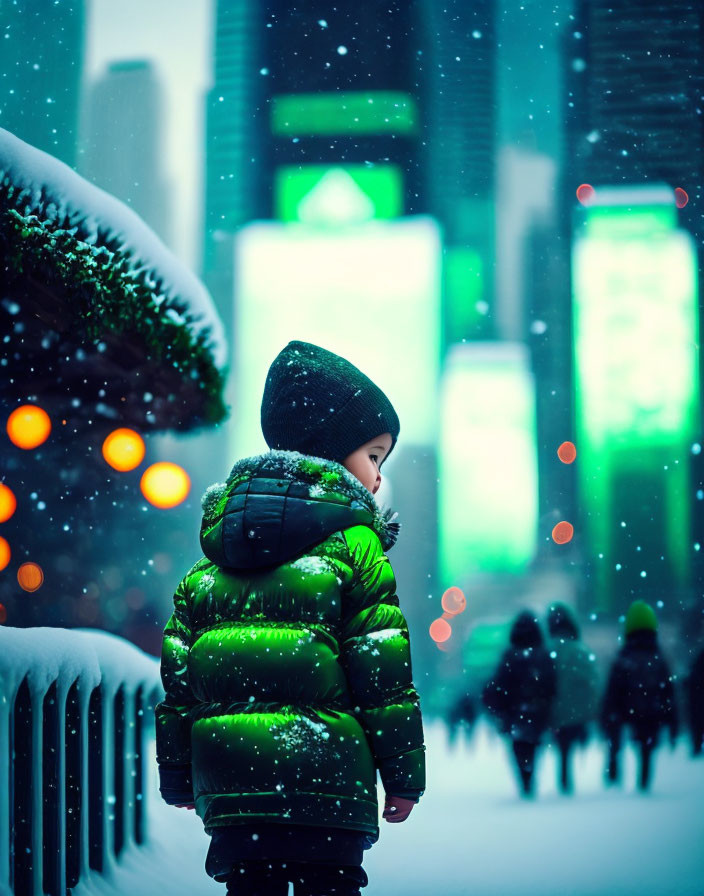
[275,165,403,222]
[438,343,538,582]
[443,246,486,342]
[574,230,699,443]
[585,204,676,238]
[271,92,419,136]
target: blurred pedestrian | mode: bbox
[546,602,600,793]
[600,600,678,792]
[446,689,478,749]
[482,610,556,797]
[686,645,704,757]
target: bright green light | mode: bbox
[438,344,539,582]
[275,165,403,222]
[232,217,442,460]
[443,247,485,341]
[572,195,700,611]
[271,92,419,136]
[585,204,676,238]
[573,230,699,443]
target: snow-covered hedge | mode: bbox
[0,127,228,430]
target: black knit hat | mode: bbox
[260,340,400,465]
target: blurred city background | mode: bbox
[1,0,703,725]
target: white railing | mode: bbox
[0,627,163,896]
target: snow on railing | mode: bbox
[0,627,163,896]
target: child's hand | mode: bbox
[382,795,415,823]
[175,803,196,810]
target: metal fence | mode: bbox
[0,627,163,896]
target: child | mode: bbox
[481,610,556,797]
[546,602,600,793]
[600,599,678,791]
[155,340,426,896]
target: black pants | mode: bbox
[511,739,537,796]
[554,724,588,793]
[224,859,368,896]
[607,728,657,791]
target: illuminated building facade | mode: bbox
[560,1,704,614]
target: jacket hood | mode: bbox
[199,449,400,570]
[510,611,544,648]
[547,602,579,640]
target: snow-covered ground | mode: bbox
[73,719,704,896]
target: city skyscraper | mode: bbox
[78,60,172,245]
[565,0,704,199]
[203,0,502,350]
[263,3,427,212]
[422,0,497,343]
[201,0,265,343]
[202,0,430,341]
[560,1,704,615]
[0,0,85,167]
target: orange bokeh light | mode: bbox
[0,537,10,571]
[576,183,595,206]
[557,441,577,464]
[0,483,17,523]
[6,405,52,449]
[17,561,44,592]
[552,521,574,545]
[429,617,452,643]
[0,604,6,624]
[140,462,191,509]
[675,187,689,209]
[441,586,467,616]
[102,428,146,472]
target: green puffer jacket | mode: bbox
[155,449,426,843]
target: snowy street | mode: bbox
[74,718,704,896]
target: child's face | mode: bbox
[342,433,393,495]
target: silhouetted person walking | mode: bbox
[686,645,704,757]
[446,690,478,749]
[482,611,556,797]
[546,603,600,793]
[600,600,678,791]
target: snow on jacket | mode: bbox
[547,637,600,730]
[155,449,426,843]
[481,612,557,743]
[600,629,678,740]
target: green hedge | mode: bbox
[1,188,227,429]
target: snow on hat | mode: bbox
[260,340,400,465]
[624,600,658,635]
